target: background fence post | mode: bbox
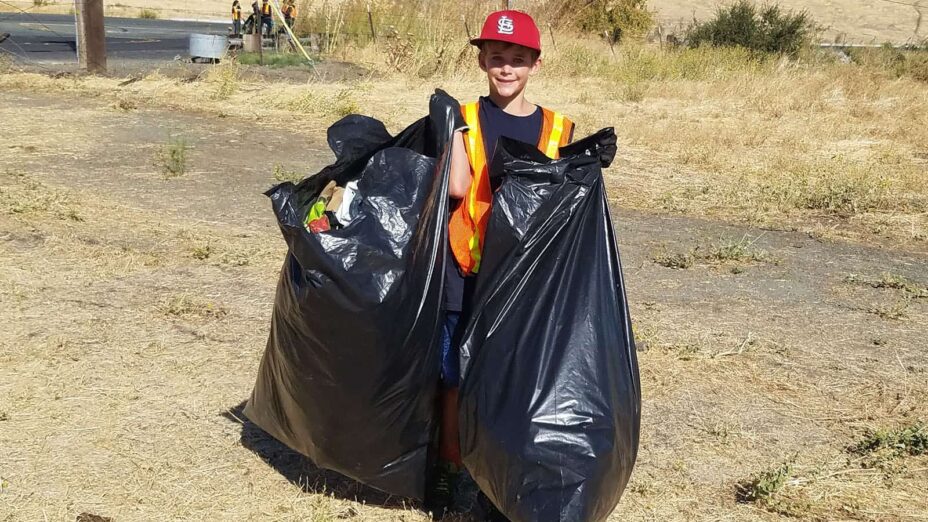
[367,3,376,43]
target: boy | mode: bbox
[426,9,575,520]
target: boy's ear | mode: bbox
[477,49,488,73]
[529,56,542,76]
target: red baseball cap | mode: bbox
[470,10,542,54]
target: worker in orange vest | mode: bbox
[427,10,590,521]
[260,0,273,36]
[283,0,297,28]
[231,0,242,36]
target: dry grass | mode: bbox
[652,234,775,270]
[845,272,928,298]
[4,41,927,246]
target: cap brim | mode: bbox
[469,37,541,53]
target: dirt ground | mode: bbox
[2,77,927,522]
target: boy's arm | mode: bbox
[449,130,471,199]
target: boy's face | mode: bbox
[479,41,541,100]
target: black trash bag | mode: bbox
[458,131,641,522]
[243,91,460,499]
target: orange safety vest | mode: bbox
[261,2,271,15]
[232,6,241,20]
[449,101,574,275]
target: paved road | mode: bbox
[0,12,228,63]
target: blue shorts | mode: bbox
[440,312,461,388]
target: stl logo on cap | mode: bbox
[497,15,514,35]
[471,10,542,53]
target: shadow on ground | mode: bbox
[223,401,418,511]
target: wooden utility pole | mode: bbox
[74,0,106,73]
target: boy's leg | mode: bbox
[438,311,462,465]
[426,311,463,517]
[438,387,461,464]
[435,308,507,521]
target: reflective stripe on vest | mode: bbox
[463,102,486,271]
[233,7,241,20]
[449,101,573,275]
[546,112,565,157]
[262,3,270,14]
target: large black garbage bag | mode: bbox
[243,92,458,499]
[459,131,641,522]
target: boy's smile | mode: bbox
[479,41,541,114]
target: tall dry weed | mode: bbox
[0,54,13,73]
[204,60,241,100]
[293,0,497,78]
[282,87,363,120]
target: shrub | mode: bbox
[847,45,928,83]
[849,422,928,458]
[544,0,654,43]
[735,461,792,504]
[686,1,816,56]
[138,8,158,19]
[159,136,189,178]
[273,164,303,183]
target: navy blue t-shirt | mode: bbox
[444,97,544,312]
[479,96,544,163]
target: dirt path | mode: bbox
[2,92,927,521]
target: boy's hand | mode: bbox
[430,90,472,199]
[431,89,468,133]
[596,131,618,168]
[562,128,618,169]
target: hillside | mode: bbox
[0,0,228,21]
[649,0,925,44]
